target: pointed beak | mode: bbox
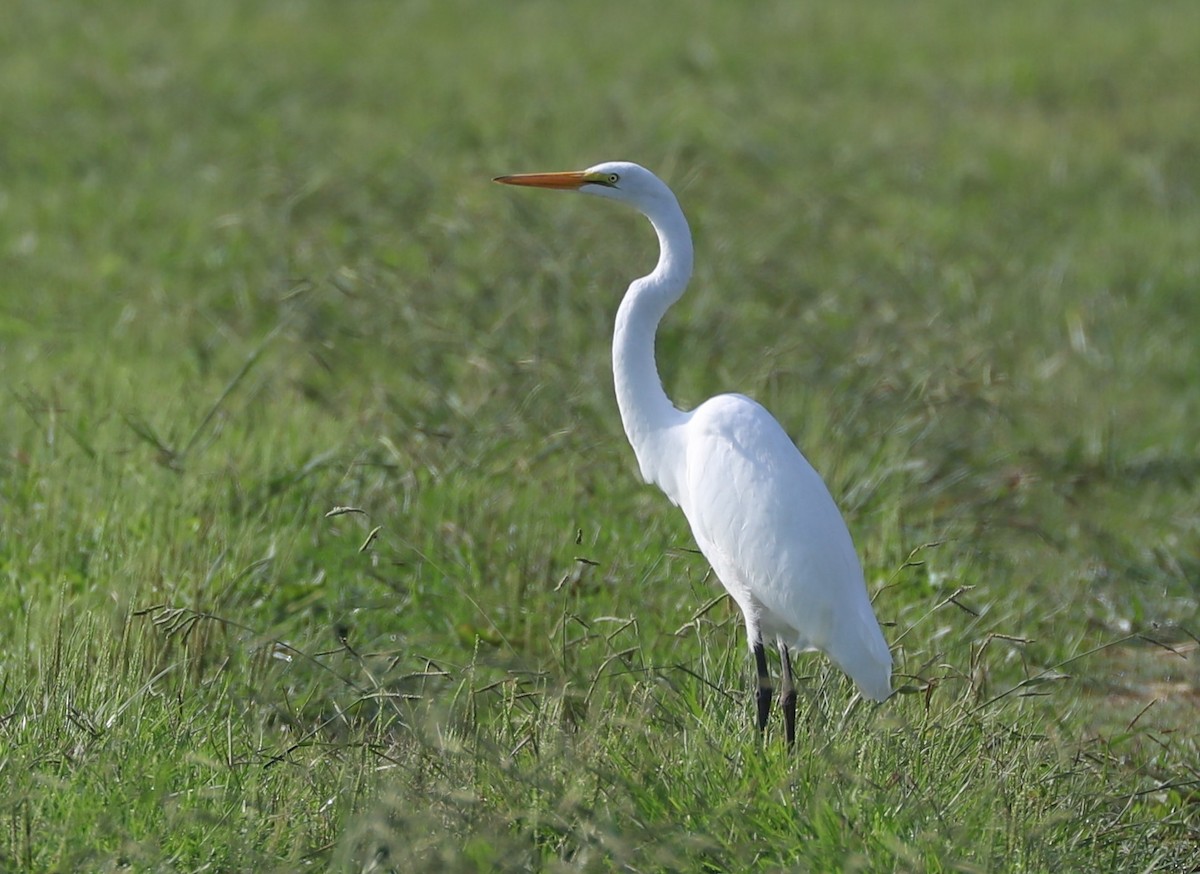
[493,170,589,190]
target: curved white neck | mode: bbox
[612,195,694,487]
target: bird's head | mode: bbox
[494,161,677,214]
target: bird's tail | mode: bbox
[832,612,893,702]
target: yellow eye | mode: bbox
[607,173,620,185]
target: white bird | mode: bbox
[495,161,891,744]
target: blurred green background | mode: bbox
[1,1,1197,870]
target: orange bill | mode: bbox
[493,170,589,189]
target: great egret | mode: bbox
[495,162,891,744]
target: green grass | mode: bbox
[2,0,1198,870]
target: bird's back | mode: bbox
[673,393,891,700]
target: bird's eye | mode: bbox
[607,173,620,185]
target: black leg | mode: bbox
[753,639,772,734]
[777,642,797,748]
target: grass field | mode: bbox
[2,0,1198,870]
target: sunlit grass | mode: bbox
[1,0,1198,869]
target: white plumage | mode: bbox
[496,161,891,742]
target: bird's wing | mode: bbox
[679,394,891,696]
